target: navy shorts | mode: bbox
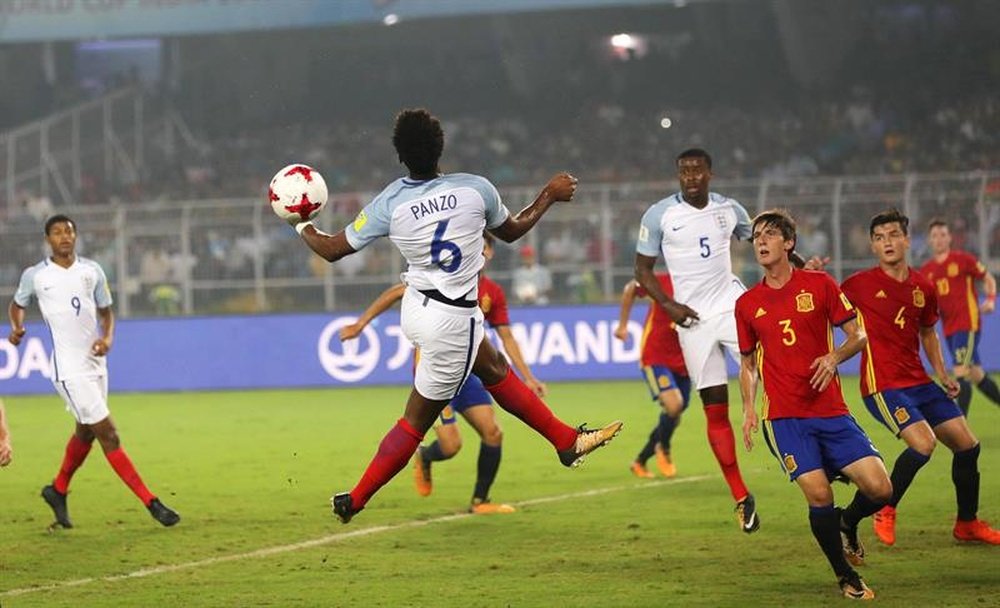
[862,382,963,437]
[439,374,492,425]
[641,365,692,411]
[946,331,981,367]
[763,415,882,482]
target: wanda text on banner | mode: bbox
[1,305,996,395]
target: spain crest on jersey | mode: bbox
[948,262,960,277]
[913,288,925,308]
[783,454,798,474]
[796,292,815,313]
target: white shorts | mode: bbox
[677,312,741,390]
[401,286,485,401]
[53,375,110,425]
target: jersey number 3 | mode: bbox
[431,219,462,273]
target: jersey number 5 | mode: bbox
[699,236,711,258]
[431,219,462,273]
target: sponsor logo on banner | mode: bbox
[317,317,381,382]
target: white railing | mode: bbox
[0,172,996,318]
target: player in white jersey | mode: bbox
[7,215,179,529]
[634,148,760,533]
[284,109,621,523]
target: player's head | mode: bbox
[750,209,796,267]
[926,217,952,255]
[482,230,495,262]
[392,108,444,177]
[675,148,712,203]
[44,214,77,256]
[869,208,910,265]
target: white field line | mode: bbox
[1,474,713,598]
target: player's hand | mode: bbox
[940,375,960,399]
[803,256,831,271]
[91,338,111,356]
[613,325,629,341]
[0,439,12,467]
[665,302,700,328]
[809,354,839,392]
[339,323,364,342]
[981,297,996,314]
[742,407,758,452]
[8,327,25,346]
[543,173,578,203]
[526,378,548,398]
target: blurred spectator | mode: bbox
[512,245,552,305]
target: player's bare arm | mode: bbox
[297,226,358,263]
[738,351,760,452]
[919,324,959,397]
[633,253,699,326]
[0,400,12,467]
[340,283,406,341]
[7,300,26,346]
[981,271,996,314]
[490,173,577,243]
[613,281,638,341]
[808,318,866,392]
[92,306,115,356]
[495,325,546,397]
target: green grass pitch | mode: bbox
[1,378,997,607]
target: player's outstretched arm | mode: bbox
[297,225,358,263]
[808,318,866,392]
[919,324,959,397]
[7,301,26,346]
[490,173,577,243]
[613,281,638,341]
[340,283,406,342]
[634,254,699,326]
[0,400,11,467]
[738,352,760,452]
[495,325,546,397]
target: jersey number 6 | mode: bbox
[431,219,462,273]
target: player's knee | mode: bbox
[481,425,503,446]
[910,435,936,456]
[968,366,985,383]
[660,393,683,418]
[439,435,462,457]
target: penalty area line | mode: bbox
[1,474,713,598]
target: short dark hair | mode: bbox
[927,217,949,232]
[44,214,75,236]
[751,208,797,249]
[392,108,444,175]
[676,148,712,169]
[870,208,909,237]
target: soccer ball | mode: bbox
[268,164,328,223]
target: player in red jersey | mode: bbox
[841,208,999,546]
[737,209,889,600]
[341,233,544,514]
[614,274,691,478]
[919,218,999,414]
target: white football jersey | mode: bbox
[346,173,510,300]
[636,192,752,320]
[14,257,113,381]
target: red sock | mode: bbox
[485,368,577,451]
[105,448,156,506]
[350,418,423,509]
[704,403,749,502]
[53,434,93,494]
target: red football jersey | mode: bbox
[478,274,510,328]
[635,273,688,373]
[919,251,987,336]
[735,270,856,420]
[841,267,938,396]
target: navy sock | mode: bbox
[636,428,657,464]
[841,489,886,530]
[976,376,1000,406]
[953,443,981,522]
[888,447,931,507]
[809,505,852,578]
[658,412,678,452]
[422,440,452,464]
[957,379,973,415]
[473,443,502,502]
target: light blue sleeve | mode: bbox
[732,200,752,241]
[636,203,665,258]
[13,266,37,307]
[345,193,392,251]
[93,263,113,308]
[468,176,509,229]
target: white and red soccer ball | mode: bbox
[268,164,329,223]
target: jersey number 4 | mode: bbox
[431,219,462,273]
